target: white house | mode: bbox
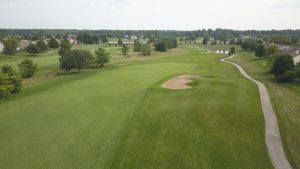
[0,41,4,53]
[289,48,300,65]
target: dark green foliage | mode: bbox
[100,36,108,43]
[142,44,151,56]
[270,55,295,82]
[94,48,111,67]
[26,44,40,55]
[36,40,48,51]
[0,64,22,98]
[118,38,123,46]
[59,49,94,72]
[154,41,167,52]
[133,39,142,52]
[18,59,38,78]
[266,45,278,56]
[121,45,129,55]
[48,38,59,48]
[59,39,72,57]
[154,38,177,52]
[202,37,209,44]
[241,39,258,51]
[3,38,18,55]
[255,45,266,58]
[229,46,236,55]
[77,33,99,44]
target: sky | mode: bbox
[0,0,300,30]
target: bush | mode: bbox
[94,48,110,67]
[142,44,151,56]
[270,55,295,82]
[154,41,167,52]
[3,38,18,55]
[255,45,266,58]
[59,49,94,72]
[0,65,22,98]
[36,40,48,51]
[18,59,38,78]
[48,38,59,48]
[26,44,40,55]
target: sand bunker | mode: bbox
[161,75,201,89]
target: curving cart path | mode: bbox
[221,55,292,169]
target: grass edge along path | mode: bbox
[221,55,292,169]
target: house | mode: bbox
[17,40,30,51]
[67,38,78,44]
[0,41,4,53]
[288,48,300,65]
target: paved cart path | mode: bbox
[221,55,292,169]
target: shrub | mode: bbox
[255,45,266,58]
[270,55,295,82]
[142,44,151,56]
[36,40,48,51]
[59,49,94,72]
[26,44,40,55]
[48,38,59,48]
[3,38,18,55]
[94,48,110,67]
[0,65,22,98]
[18,59,38,78]
[154,41,167,52]
[121,45,129,55]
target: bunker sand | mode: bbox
[161,75,201,89]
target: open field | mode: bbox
[0,46,274,168]
[230,52,300,169]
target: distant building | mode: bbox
[67,38,78,44]
[288,48,300,65]
[17,40,30,51]
[0,41,4,53]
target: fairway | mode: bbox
[0,47,273,169]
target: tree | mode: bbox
[118,38,123,46]
[202,37,209,44]
[121,45,129,56]
[142,44,151,56]
[26,44,40,55]
[0,64,22,98]
[3,38,18,55]
[229,46,236,55]
[59,49,94,72]
[255,45,266,58]
[18,59,38,78]
[154,41,167,52]
[94,48,111,67]
[133,39,142,52]
[267,45,278,56]
[36,40,48,52]
[58,39,72,57]
[270,55,295,82]
[48,38,59,48]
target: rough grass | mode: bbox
[0,47,273,169]
[230,52,300,169]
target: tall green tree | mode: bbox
[18,59,38,78]
[121,45,129,56]
[133,39,142,52]
[48,38,59,48]
[94,48,111,67]
[26,44,40,55]
[0,64,22,98]
[118,38,123,46]
[270,55,295,82]
[3,38,18,55]
[36,40,48,52]
[142,44,152,56]
[267,45,278,56]
[255,45,266,58]
[229,46,236,55]
[58,39,72,56]
[59,49,94,72]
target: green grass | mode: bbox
[0,47,273,169]
[230,52,300,169]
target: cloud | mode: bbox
[113,0,128,4]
